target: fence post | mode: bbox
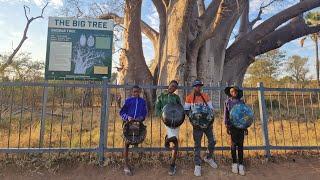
[98,77,110,163]
[257,82,271,158]
[39,83,48,148]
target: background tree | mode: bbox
[0,52,44,81]
[300,11,320,86]
[245,49,285,86]
[286,55,309,86]
[0,3,48,75]
[110,72,118,84]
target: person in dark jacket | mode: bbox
[119,85,147,176]
[224,86,248,176]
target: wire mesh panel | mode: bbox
[264,87,320,152]
[104,84,266,156]
[0,81,319,158]
[0,81,102,153]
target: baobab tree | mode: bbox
[100,0,320,86]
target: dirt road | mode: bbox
[1,157,319,180]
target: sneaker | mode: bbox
[232,163,238,174]
[203,157,218,169]
[168,164,176,176]
[194,165,201,177]
[238,164,245,176]
[124,166,133,176]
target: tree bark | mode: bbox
[197,0,245,85]
[117,0,154,107]
[157,0,196,85]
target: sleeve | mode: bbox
[204,93,214,110]
[184,94,192,111]
[155,95,163,117]
[224,101,230,127]
[142,100,147,118]
[119,99,129,121]
[176,94,182,105]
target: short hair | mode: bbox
[132,85,141,90]
[169,80,178,86]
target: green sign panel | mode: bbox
[45,17,114,81]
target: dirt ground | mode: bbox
[0,157,319,180]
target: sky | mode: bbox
[0,0,319,79]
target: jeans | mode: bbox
[193,125,216,165]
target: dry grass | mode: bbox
[0,104,319,158]
[0,86,319,160]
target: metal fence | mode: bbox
[0,79,319,162]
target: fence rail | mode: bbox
[0,79,319,162]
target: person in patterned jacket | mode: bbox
[184,79,217,177]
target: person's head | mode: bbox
[168,80,178,94]
[192,79,204,93]
[132,85,141,97]
[224,86,243,99]
[230,87,238,98]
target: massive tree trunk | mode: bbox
[101,0,320,91]
[156,1,195,86]
[117,0,153,85]
[116,0,154,107]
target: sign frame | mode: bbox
[45,17,114,81]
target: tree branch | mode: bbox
[237,0,249,39]
[0,2,48,73]
[199,0,222,28]
[254,18,320,56]
[162,0,170,7]
[99,13,159,45]
[226,0,320,60]
[152,0,166,34]
[197,0,206,16]
[249,0,279,28]
[249,9,262,29]
[190,0,246,51]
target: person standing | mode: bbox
[119,85,147,176]
[224,86,248,176]
[155,80,182,176]
[184,80,217,177]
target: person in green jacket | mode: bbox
[155,80,182,176]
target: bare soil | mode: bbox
[0,156,319,180]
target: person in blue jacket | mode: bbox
[119,85,147,176]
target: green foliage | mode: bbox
[110,72,118,84]
[0,52,44,81]
[245,49,285,86]
[286,55,309,84]
[305,11,320,26]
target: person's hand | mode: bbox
[244,129,248,135]
[227,127,231,135]
[128,116,133,121]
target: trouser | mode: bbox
[165,126,179,166]
[230,126,245,164]
[193,125,216,165]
